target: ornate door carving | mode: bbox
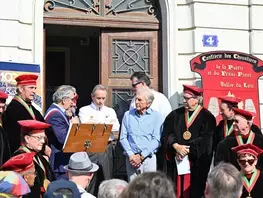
[44,0,159,29]
[101,30,158,121]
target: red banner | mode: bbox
[190,51,263,126]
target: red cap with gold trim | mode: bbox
[18,120,50,134]
[15,74,38,86]
[219,96,241,105]
[232,107,253,121]
[1,153,35,173]
[232,143,263,158]
[183,85,203,96]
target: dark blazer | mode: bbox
[44,103,71,177]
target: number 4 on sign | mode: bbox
[206,37,214,45]
[203,35,218,47]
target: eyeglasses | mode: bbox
[132,81,143,88]
[238,159,255,165]
[29,135,47,141]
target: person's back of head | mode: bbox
[120,172,176,198]
[205,162,242,198]
[44,179,81,198]
[98,179,128,198]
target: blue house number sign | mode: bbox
[202,35,218,47]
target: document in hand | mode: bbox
[62,123,112,153]
[175,155,191,175]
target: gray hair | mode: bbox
[98,179,128,198]
[136,87,154,103]
[52,85,76,104]
[206,162,243,198]
[91,84,107,97]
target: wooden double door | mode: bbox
[44,0,160,116]
[100,30,159,120]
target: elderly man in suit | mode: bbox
[44,85,79,179]
[64,152,99,198]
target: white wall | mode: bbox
[173,0,263,128]
[0,0,44,111]
[0,0,34,62]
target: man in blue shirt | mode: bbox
[120,87,163,181]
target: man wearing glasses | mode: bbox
[10,120,55,198]
[2,74,48,155]
[162,85,216,198]
[213,96,262,155]
[214,108,263,171]
[130,72,172,119]
[0,90,10,166]
[44,85,79,179]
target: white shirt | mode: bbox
[76,184,96,198]
[130,89,172,119]
[79,103,120,140]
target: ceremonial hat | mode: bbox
[64,152,99,174]
[17,120,50,134]
[0,90,8,101]
[183,85,203,96]
[232,143,263,158]
[232,108,253,120]
[219,96,241,105]
[1,153,35,173]
[15,74,38,86]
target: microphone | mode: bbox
[71,107,76,117]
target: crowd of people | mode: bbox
[0,71,262,198]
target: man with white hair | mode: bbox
[204,162,243,198]
[98,179,128,198]
[44,85,79,179]
[120,87,163,181]
[215,108,263,170]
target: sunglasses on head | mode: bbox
[132,81,143,88]
[238,159,255,165]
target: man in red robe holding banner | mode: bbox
[162,85,216,198]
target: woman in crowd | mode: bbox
[232,143,263,198]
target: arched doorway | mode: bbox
[43,0,167,181]
[43,0,161,115]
